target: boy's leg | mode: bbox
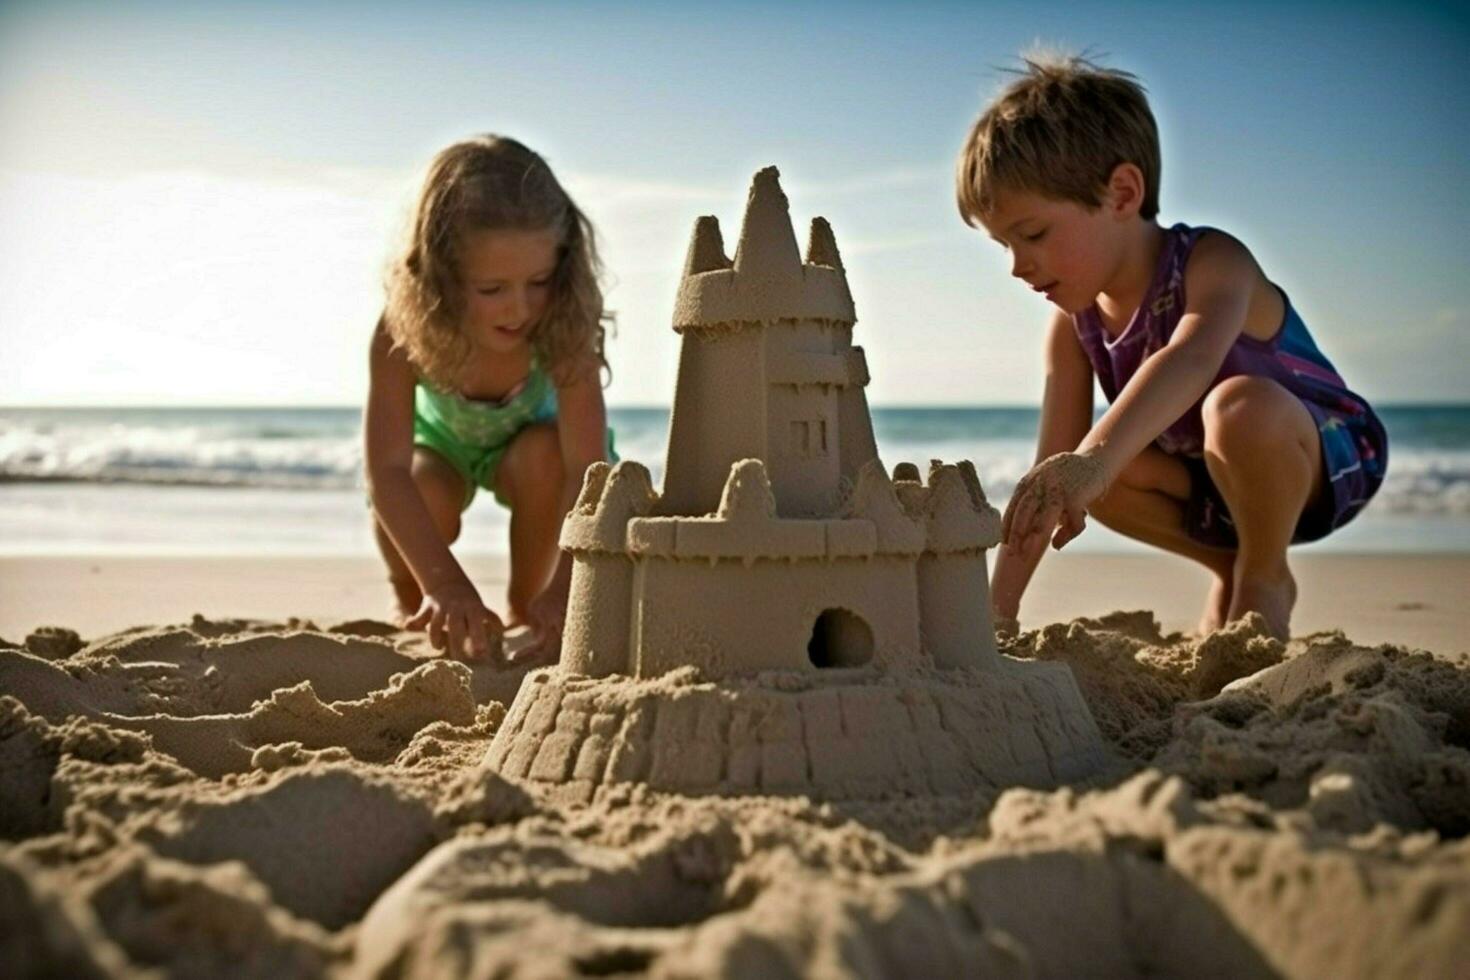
[493,423,566,625]
[1200,376,1324,641]
[372,447,466,623]
[1086,445,1238,633]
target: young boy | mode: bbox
[955,54,1387,640]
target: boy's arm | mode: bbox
[990,309,1094,628]
[1075,232,1256,478]
[1005,233,1258,551]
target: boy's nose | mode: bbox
[1009,253,1032,279]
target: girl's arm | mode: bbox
[513,357,609,660]
[1005,233,1259,551]
[364,317,497,660]
[989,309,1094,629]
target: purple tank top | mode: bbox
[1072,223,1382,461]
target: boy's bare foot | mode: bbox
[1228,566,1297,641]
[1197,573,1233,635]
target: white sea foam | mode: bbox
[2,409,1469,518]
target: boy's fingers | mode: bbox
[428,608,447,651]
[1035,502,1062,545]
[403,606,431,631]
[1053,507,1086,549]
[1005,491,1032,544]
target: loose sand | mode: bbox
[3,599,1467,977]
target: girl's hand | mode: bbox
[404,580,504,662]
[1002,451,1109,553]
[510,588,567,667]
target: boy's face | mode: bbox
[978,187,1120,315]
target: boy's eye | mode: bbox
[477,286,502,296]
[530,278,551,288]
[1022,229,1047,243]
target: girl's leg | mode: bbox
[1200,376,1324,641]
[1086,445,1238,633]
[493,423,567,625]
[372,447,466,623]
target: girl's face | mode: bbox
[978,187,1123,315]
[458,227,561,354]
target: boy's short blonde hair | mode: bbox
[956,53,1161,226]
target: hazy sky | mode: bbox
[2,0,1466,406]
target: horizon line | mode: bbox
[4,401,1470,412]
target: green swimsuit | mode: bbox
[413,363,614,510]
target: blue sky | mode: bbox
[1,0,1466,406]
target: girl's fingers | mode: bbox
[404,603,432,631]
[467,611,490,661]
[428,608,448,651]
[485,615,506,664]
[509,636,543,665]
[447,610,467,661]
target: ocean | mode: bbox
[2,405,1468,555]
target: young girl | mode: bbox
[955,55,1388,641]
[365,135,614,663]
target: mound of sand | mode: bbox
[3,614,1467,978]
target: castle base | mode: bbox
[485,660,1108,803]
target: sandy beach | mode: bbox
[4,551,1468,977]
[4,552,1466,655]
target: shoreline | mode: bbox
[3,552,1464,654]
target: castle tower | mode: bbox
[660,168,878,518]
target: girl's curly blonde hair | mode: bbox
[384,135,611,389]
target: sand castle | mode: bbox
[486,168,1106,801]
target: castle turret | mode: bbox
[559,461,658,677]
[916,463,1003,668]
[660,168,877,519]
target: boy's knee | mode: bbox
[1086,486,1125,523]
[1203,377,1302,452]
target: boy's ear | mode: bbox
[1105,163,1146,219]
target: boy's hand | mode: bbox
[1002,451,1109,552]
[405,580,504,662]
[509,588,567,667]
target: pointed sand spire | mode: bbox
[717,459,777,521]
[805,217,844,270]
[682,215,732,277]
[572,461,612,514]
[731,166,802,282]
